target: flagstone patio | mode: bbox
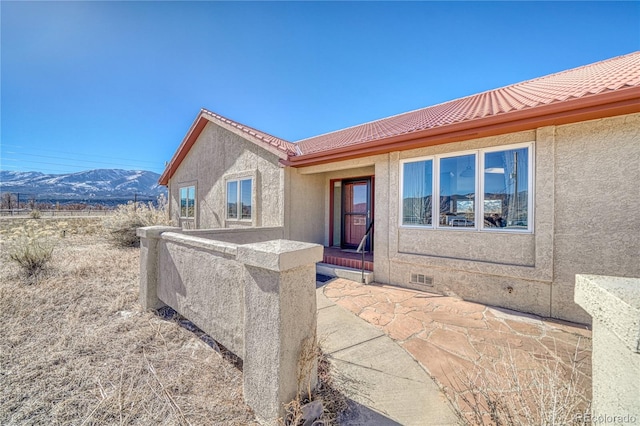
[323,278,593,423]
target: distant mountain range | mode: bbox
[0,169,166,201]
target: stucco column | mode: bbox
[137,226,181,310]
[575,275,640,423]
[237,240,323,425]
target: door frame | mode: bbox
[329,176,374,250]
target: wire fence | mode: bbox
[0,209,114,217]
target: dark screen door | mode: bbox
[342,179,370,249]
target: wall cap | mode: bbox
[137,226,181,239]
[237,239,323,271]
[575,274,640,353]
[161,232,239,257]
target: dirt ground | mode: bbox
[0,219,257,425]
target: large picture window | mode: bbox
[400,143,533,232]
[227,178,252,220]
[179,186,195,218]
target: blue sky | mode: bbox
[1,1,638,175]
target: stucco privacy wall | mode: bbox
[157,232,244,353]
[138,226,323,424]
[575,275,640,422]
[168,121,285,229]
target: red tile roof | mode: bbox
[159,109,297,185]
[201,109,298,156]
[294,51,640,157]
[161,52,640,183]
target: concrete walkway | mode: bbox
[322,278,592,424]
[317,283,459,426]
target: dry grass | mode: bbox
[449,342,591,426]
[281,335,348,426]
[0,225,257,425]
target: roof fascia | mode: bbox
[159,111,289,185]
[159,112,207,185]
[203,114,290,161]
[284,87,640,167]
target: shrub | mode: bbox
[103,195,172,247]
[8,231,55,280]
[30,209,42,219]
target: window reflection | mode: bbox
[402,160,433,225]
[241,179,252,219]
[440,154,475,227]
[227,181,238,219]
[180,186,195,218]
[483,147,528,229]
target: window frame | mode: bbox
[399,142,534,233]
[226,177,254,222]
[399,155,435,227]
[434,150,479,231]
[179,185,196,219]
[479,142,534,233]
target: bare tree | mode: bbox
[1,193,16,210]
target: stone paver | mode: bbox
[324,278,593,423]
[317,288,458,425]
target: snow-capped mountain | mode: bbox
[0,169,166,200]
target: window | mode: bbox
[439,154,476,228]
[227,178,252,220]
[402,159,433,225]
[483,146,530,230]
[179,186,195,218]
[400,143,533,232]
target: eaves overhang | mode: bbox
[159,113,206,186]
[159,110,293,186]
[282,87,640,168]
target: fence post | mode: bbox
[575,275,640,422]
[137,226,181,310]
[237,240,323,424]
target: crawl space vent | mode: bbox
[410,273,433,286]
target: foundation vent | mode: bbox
[410,273,433,286]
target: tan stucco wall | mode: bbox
[168,121,285,229]
[285,168,325,244]
[286,163,378,246]
[297,113,639,324]
[168,112,638,324]
[376,128,560,319]
[553,114,640,321]
[294,155,385,247]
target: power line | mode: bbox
[1,158,162,173]
[1,166,91,175]
[3,151,160,169]
[0,163,112,175]
[0,143,162,166]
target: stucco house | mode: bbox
[159,52,640,324]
